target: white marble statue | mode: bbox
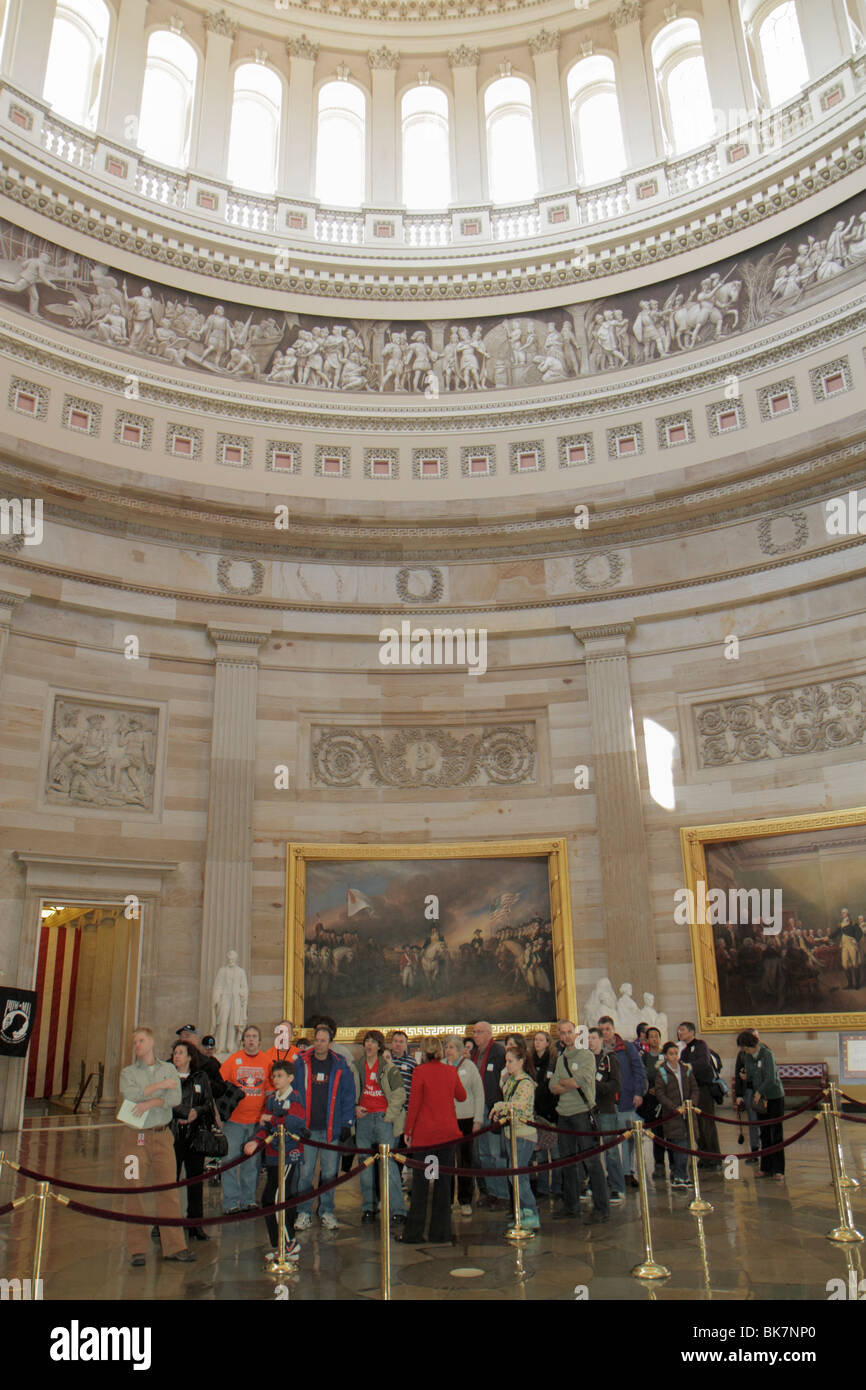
[641,992,669,1044]
[212,949,249,1055]
[583,975,619,1029]
[615,982,642,1040]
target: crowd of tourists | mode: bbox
[117,1013,787,1269]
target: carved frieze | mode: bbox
[694,679,866,767]
[311,723,537,788]
[45,695,160,811]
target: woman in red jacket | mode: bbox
[401,1036,466,1244]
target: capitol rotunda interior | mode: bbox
[0,0,866,1333]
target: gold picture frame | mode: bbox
[284,838,577,1041]
[681,805,866,1033]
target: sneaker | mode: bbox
[320,1211,339,1230]
[671,1178,689,1190]
[609,1192,625,1204]
[285,1239,302,1260]
[294,1212,312,1230]
[459,1204,473,1216]
[520,1208,540,1229]
[579,1190,593,1203]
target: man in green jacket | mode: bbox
[550,1019,611,1223]
[352,1030,407,1223]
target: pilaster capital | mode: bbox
[287,33,319,62]
[207,624,270,665]
[368,46,400,71]
[609,1,642,31]
[448,44,480,69]
[529,28,561,57]
[0,584,30,623]
[203,8,238,39]
[572,622,634,658]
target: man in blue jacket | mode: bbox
[293,1022,355,1230]
[599,1015,647,1189]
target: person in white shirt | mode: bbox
[444,1034,484,1214]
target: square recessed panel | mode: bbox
[323,455,342,474]
[758,379,798,421]
[770,391,792,415]
[173,435,194,456]
[823,373,845,395]
[13,390,37,414]
[218,434,252,468]
[70,409,91,431]
[121,423,142,446]
[470,455,489,473]
[617,435,637,456]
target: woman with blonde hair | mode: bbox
[401,1036,466,1244]
[491,1045,539,1230]
[444,1033,484,1215]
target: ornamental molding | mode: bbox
[573,550,625,590]
[609,1,642,29]
[203,8,238,39]
[448,45,480,68]
[1,138,864,304]
[310,722,537,788]
[287,34,319,61]
[367,46,400,70]
[693,677,866,768]
[528,28,561,56]
[395,566,445,603]
[756,511,809,556]
[216,556,266,595]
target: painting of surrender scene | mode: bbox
[682,809,866,1031]
[286,841,575,1035]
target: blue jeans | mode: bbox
[534,1140,562,1195]
[616,1107,638,1176]
[671,1144,688,1182]
[355,1113,406,1215]
[475,1126,508,1199]
[599,1111,626,1195]
[297,1128,341,1215]
[222,1120,259,1212]
[493,1134,537,1212]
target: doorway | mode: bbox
[24,900,142,1117]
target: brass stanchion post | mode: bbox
[630,1119,670,1280]
[830,1082,859,1190]
[684,1100,713,1215]
[379,1143,392,1300]
[31,1181,49,1291]
[821,1102,863,1243]
[505,1102,532,1243]
[266,1121,295,1275]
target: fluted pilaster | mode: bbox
[573,624,657,994]
[199,625,269,1026]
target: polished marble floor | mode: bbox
[1,1114,865,1301]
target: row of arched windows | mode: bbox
[37,1,829,204]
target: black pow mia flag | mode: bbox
[0,988,37,1056]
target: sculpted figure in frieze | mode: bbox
[1,190,865,396]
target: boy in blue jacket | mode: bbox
[244,1058,306,1261]
[598,1015,648,1187]
[293,1022,356,1231]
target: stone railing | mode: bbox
[0,52,855,262]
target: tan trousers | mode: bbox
[122,1126,187,1257]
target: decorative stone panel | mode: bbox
[43,693,161,812]
[412,447,447,479]
[62,395,101,436]
[217,433,252,467]
[461,445,496,477]
[656,410,694,449]
[395,567,444,604]
[706,398,745,435]
[266,441,301,474]
[757,511,809,555]
[8,376,49,420]
[693,678,866,768]
[114,409,153,450]
[165,423,203,459]
[310,722,537,788]
[573,551,624,591]
[216,556,265,595]
[558,433,594,467]
[606,424,644,459]
[364,447,399,480]
[315,444,351,477]
[809,355,852,401]
[758,377,799,421]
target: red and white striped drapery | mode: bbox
[25,926,82,1099]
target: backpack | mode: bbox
[708,1048,729,1104]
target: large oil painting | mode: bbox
[284,839,576,1039]
[681,807,866,1032]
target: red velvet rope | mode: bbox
[15,1140,261,1194]
[62,1161,370,1228]
[653,1116,819,1159]
[401,1130,629,1177]
[710,1089,824,1125]
[837,1111,866,1123]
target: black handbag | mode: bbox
[191,1124,228,1158]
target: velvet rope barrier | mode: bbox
[59,1161,370,1229]
[652,1115,819,1160]
[14,1142,262,1195]
[400,1130,630,1178]
[709,1089,825,1125]
[837,1090,866,1108]
[837,1111,866,1123]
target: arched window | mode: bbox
[138,31,198,168]
[484,76,537,204]
[757,1,809,105]
[315,81,367,207]
[652,18,716,155]
[43,0,110,128]
[567,56,627,185]
[226,62,282,194]
[402,85,451,209]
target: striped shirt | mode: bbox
[392,1053,416,1108]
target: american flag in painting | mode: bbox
[488,891,520,926]
[26,926,82,1099]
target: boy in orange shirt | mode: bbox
[219,1024,269,1213]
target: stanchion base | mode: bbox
[689,1198,714,1215]
[265,1256,298,1274]
[505,1225,535,1243]
[826,1225,864,1243]
[632,1259,671,1280]
[840,1176,861,1190]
